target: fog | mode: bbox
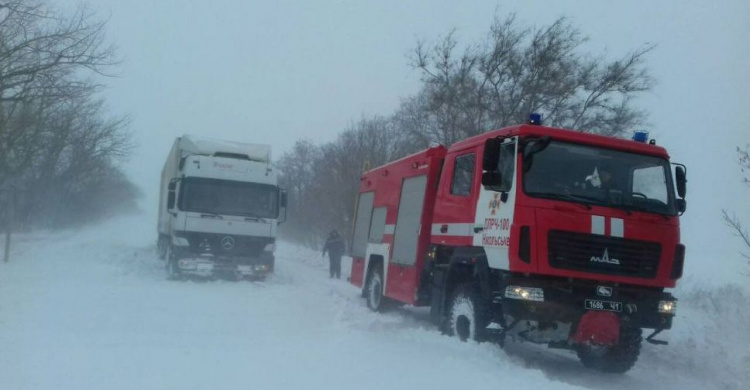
[64,0,748,284]
[2,1,749,388]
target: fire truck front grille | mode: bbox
[548,230,661,279]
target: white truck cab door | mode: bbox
[473,137,518,271]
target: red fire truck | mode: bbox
[349,115,687,373]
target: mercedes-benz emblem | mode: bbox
[221,236,235,250]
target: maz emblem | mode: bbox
[590,248,620,265]
[597,286,613,297]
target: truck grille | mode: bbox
[548,230,661,279]
[179,232,272,257]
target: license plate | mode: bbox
[196,263,213,272]
[585,299,622,312]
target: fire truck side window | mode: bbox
[498,143,515,190]
[450,153,475,196]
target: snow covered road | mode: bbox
[1,215,748,390]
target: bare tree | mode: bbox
[407,14,654,146]
[739,145,749,187]
[0,0,118,186]
[8,87,134,229]
[277,139,323,246]
[722,210,749,264]
[278,13,657,248]
[722,145,750,273]
[0,1,135,232]
[277,116,414,247]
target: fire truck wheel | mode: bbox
[576,327,642,374]
[447,283,489,342]
[365,265,388,312]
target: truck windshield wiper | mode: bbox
[531,192,596,210]
[199,212,224,219]
[618,204,673,220]
[612,204,633,216]
[244,214,267,223]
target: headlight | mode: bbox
[505,286,544,302]
[263,243,276,252]
[658,300,677,315]
[172,235,190,246]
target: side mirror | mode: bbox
[280,189,288,208]
[167,191,176,210]
[481,171,502,188]
[167,179,178,212]
[674,165,687,199]
[278,189,288,223]
[676,198,687,214]
[483,138,502,171]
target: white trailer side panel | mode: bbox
[158,139,181,236]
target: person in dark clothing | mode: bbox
[322,230,345,279]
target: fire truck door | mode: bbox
[473,138,518,271]
[388,175,428,301]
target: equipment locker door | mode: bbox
[387,175,428,301]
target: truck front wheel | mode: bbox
[365,264,387,312]
[447,283,489,342]
[576,327,642,373]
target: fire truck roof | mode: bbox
[360,125,671,183]
[450,125,670,159]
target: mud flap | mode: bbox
[571,311,620,346]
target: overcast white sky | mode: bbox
[58,0,749,285]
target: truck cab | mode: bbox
[350,118,687,373]
[158,136,287,280]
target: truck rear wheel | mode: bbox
[576,327,642,373]
[447,283,489,342]
[365,264,387,312]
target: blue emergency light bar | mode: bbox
[528,113,543,125]
[633,131,649,143]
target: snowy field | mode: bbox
[1,214,748,390]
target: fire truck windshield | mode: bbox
[178,177,279,219]
[523,141,676,215]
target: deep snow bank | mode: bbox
[0,214,747,390]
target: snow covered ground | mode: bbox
[1,214,748,390]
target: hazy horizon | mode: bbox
[54,0,750,285]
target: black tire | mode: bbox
[446,283,490,342]
[576,327,642,374]
[365,264,388,312]
[165,245,183,281]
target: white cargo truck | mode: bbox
[157,135,286,280]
